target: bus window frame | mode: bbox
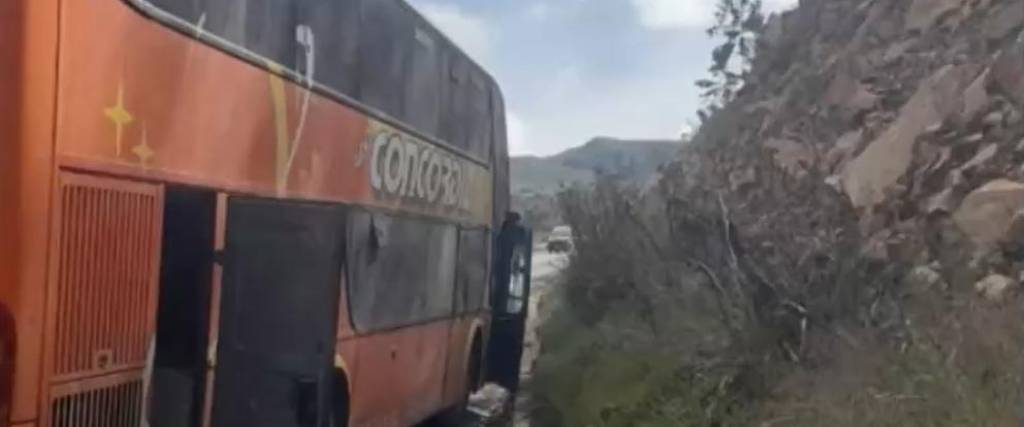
[343,207,490,336]
[119,0,497,169]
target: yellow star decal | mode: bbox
[104,83,134,156]
[132,125,155,167]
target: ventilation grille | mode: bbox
[49,376,143,427]
[52,173,162,380]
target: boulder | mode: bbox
[842,65,975,208]
[824,72,879,120]
[854,0,899,47]
[954,179,1024,246]
[826,130,864,171]
[984,1,1024,42]
[1005,210,1024,244]
[923,187,957,215]
[763,138,813,176]
[907,265,944,292]
[468,383,511,420]
[825,175,843,192]
[883,39,916,65]
[991,45,1024,107]
[905,0,964,32]
[963,133,984,143]
[729,167,757,192]
[862,229,892,261]
[982,111,1004,127]
[1007,108,1022,126]
[958,69,990,124]
[974,274,1016,302]
[960,143,998,172]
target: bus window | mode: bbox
[404,26,444,136]
[146,0,299,69]
[359,0,410,118]
[468,74,493,160]
[302,0,361,95]
[346,211,457,331]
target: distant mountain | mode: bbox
[511,137,682,195]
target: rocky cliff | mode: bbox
[687,0,1024,298]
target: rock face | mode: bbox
[907,265,945,292]
[984,1,1024,41]
[685,0,1024,295]
[959,70,990,124]
[905,0,964,31]
[842,65,976,208]
[954,180,1024,246]
[975,274,1017,301]
[991,44,1024,106]
[764,138,812,176]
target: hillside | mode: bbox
[533,0,1024,425]
[510,137,680,195]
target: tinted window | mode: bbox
[346,211,457,331]
[137,0,497,161]
[468,75,493,160]
[445,57,472,154]
[302,0,361,95]
[358,0,409,116]
[404,27,444,136]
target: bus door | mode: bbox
[486,219,533,394]
[210,198,344,427]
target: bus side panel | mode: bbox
[0,0,59,423]
[349,320,451,427]
[350,333,402,427]
[441,315,476,409]
[403,321,450,425]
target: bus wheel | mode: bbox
[330,370,350,427]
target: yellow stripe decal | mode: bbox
[267,63,290,193]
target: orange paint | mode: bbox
[0,0,60,423]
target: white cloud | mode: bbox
[527,2,552,20]
[411,2,492,64]
[506,111,529,156]
[764,0,800,15]
[631,0,716,30]
[632,0,799,30]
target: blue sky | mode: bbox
[407,0,798,156]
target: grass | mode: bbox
[531,285,1023,427]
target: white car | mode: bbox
[546,226,573,252]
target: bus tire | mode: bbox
[330,370,350,427]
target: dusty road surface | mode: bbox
[530,248,568,283]
[510,247,567,427]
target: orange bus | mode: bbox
[0,0,534,426]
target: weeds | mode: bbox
[531,160,1022,426]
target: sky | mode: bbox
[407,0,799,156]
